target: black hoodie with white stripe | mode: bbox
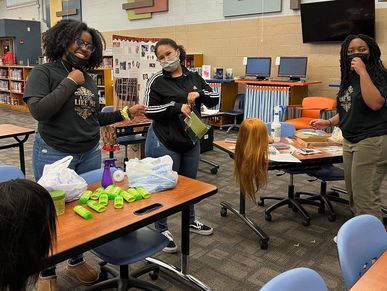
[144,66,219,152]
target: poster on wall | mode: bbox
[112,35,161,107]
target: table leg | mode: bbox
[145,205,212,290]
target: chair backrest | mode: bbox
[266,122,296,137]
[337,214,387,289]
[301,97,337,119]
[0,165,24,182]
[260,267,328,291]
[80,167,117,184]
[101,105,114,113]
[233,94,245,113]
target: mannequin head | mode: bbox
[234,118,269,202]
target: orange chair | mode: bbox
[286,97,336,130]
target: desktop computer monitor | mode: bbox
[278,57,308,81]
[245,57,271,80]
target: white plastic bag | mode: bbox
[125,155,178,193]
[37,156,88,202]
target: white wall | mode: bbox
[1,0,387,33]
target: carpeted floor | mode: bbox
[1,107,386,291]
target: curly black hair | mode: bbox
[42,19,106,69]
[0,179,56,291]
[338,34,387,96]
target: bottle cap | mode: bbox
[113,169,125,182]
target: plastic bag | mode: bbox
[184,111,210,144]
[37,156,88,202]
[125,155,178,193]
[330,126,343,144]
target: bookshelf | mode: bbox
[88,68,114,106]
[0,65,33,112]
[185,53,203,70]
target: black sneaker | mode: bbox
[161,230,177,253]
[189,220,213,235]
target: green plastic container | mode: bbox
[49,190,66,216]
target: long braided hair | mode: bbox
[338,34,387,97]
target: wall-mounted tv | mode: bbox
[300,0,375,43]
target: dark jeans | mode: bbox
[145,125,200,232]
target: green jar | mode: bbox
[49,190,66,216]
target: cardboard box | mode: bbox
[296,137,341,148]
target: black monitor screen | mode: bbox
[245,57,271,79]
[300,0,375,43]
[278,57,307,81]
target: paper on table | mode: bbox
[269,153,301,163]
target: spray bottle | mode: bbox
[271,106,282,143]
[101,159,116,188]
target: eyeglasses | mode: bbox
[74,38,96,53]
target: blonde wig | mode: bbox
[234,118,269,202]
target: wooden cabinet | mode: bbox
[207,80,239,127]
[89,68,114,106]
[185,54,203,70]
[0,65,32,112]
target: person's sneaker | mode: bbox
[66,260,99,285]
[333,236,337,244]
[37,275,57,291]
[189,220,213,235]
[161,230,178,253]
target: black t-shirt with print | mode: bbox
[24,60,101,153]
[337,73,387,143]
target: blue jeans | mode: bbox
[145,125,200,232]
[33,133,101,181]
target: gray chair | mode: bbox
[221,93,245,133]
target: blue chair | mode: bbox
[337,214,387,290]
[221,93,245,133]
[260,267,328,291]
[101,106,148,165]
[0,165,24,182]
[259,123,322,226]
[80,169,169,291]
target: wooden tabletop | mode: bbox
[0,123,35,138]
[49,176,217,265]
[234,80,322,87]
[350,251,387,291]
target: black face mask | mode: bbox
[66,52,89,70]
[347,52,369,65]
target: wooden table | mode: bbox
[350,251,387,291]
[213,138,343,249]
[0,123,35,174]
[48,176,217,290]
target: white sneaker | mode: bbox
[161,230,177,253]
[333,236,337,244]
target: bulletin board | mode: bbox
[112,35,161,107]
[223,0,282,17]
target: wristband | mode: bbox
[121,106,133,121]
[127,188,142,201]
[328,119,332,127]
[79,190,92,204]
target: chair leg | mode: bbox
[319,181,336,221]
[131,263,159,278]
[86,278,118,290]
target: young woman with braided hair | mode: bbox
[310,34,387,221]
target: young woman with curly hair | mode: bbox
[23,19,146,290]
[310,34,387,221]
